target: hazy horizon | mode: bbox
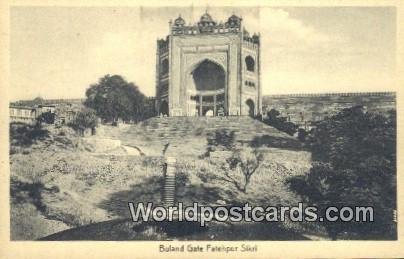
[10,6,396,101]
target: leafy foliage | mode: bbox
[9,123,49,148]
[289,106,396,239]
[203,129,236,157]
[84,75,147,123]
[37,111,55,124]
[263,109,298,136]
[69,108,98,135]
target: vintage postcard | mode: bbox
[0,0,403,258]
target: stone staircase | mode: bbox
[103,116,301,157]
[163,157,176,206]
[135,116,291,142]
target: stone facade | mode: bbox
[156,12,261,117]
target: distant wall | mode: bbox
[262,92,396,129]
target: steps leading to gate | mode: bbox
[130,116,297,144]
[103,116,302,157]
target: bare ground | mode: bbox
[10,118,322,240]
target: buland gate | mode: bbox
[155,12,262,117]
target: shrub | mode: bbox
[203,129,236,157]
[9,123,49,148]
[37,111,55,124]
[289,107,396,239]
[69,108,98,136]
[263,109,298,136]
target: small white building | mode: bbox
[38,104,56,114]
[9,106,37,125]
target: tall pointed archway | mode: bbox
[189,60,226,116]
[192,60,225,91]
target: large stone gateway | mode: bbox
[156,12,262,117]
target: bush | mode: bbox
[203,129,236,157]
[10,123,49,148]
[263,109,298,136]
[69,108,98,136]
[289,107,396,239]
[37,111,55,124]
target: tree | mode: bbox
[69,108,98,135]
[84,75,146,123]
[289,106,396,239]
[228,149,264,192]
[209,148,264,193]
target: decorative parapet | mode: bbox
[169,12,251,36]
[171,23,241,35]
[242,39,259,50]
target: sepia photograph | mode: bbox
[1,1,403,258]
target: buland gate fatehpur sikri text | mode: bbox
[155,12,262,117]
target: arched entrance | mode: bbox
[246,99,255,117]
[192,60,225,91]
[160,100,169,116]
[189,59,226,116]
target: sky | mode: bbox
[10,6,396,100]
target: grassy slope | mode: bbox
[10,117,317,240]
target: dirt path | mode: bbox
[122,145,145,156]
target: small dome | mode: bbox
[227,14,242,26]
[228,14,241,22]
[199,12,216,25]
[174,15,185,26]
